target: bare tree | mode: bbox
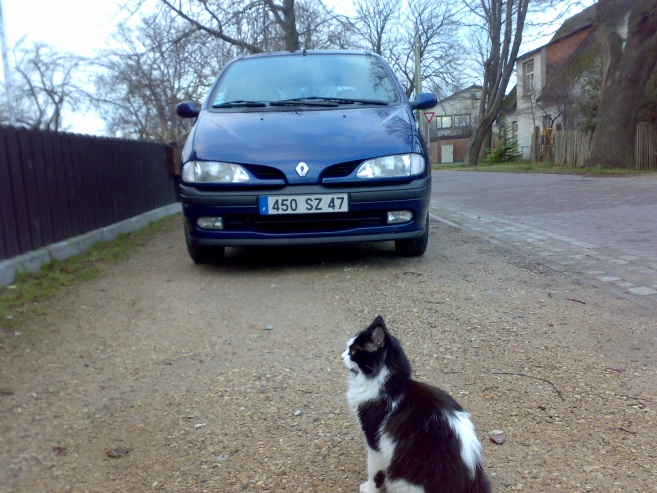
[294,0,354,49]
[462,0,592,164]
[351,0,401,57]
[153,0,300,53]
[351,0,463,98]
[94,11,225,142]
[463,0,530,165]
[0,41,86,131]
[586,0,657,168]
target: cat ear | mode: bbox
[371,326,386,348]
[363,326,386,352]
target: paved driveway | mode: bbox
[430,171,657,306]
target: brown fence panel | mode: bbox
[0,126,177,262]
[552,124,656,169]
[430,137,480,163]
[636,122,657,170]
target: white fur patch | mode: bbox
[386,478,426,493]
[360,433,396,493]
[346,367,390,413]
[445,410,483,478]
[341,337,357,371]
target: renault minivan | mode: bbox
[176,50,437,263]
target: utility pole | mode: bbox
[0,0,16,125]
[413,27,428,145]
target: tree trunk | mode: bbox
[586,0,657,168]
[464,0,530,166]
[587,77,645,168]
[265,0,300,51]
[466,118,494,164]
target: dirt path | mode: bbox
[1,217,655,492]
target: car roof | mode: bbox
[236,49,379,61]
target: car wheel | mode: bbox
[395,216,429,257]
[184,224,224,263]
[186,241,224,264]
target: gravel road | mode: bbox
[1,215,655,493]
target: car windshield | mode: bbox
[209,53,400,107]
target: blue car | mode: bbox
[176,50,437,263]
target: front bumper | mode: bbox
[180,176,431,246]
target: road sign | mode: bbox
[424,112,435,123]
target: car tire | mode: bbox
[184,224,224,263]
[395,216,429,257]
[186,241,224,264]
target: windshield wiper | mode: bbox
[213,100,267,108]
[269,97,339,107]
[319,97,389,106]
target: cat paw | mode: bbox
[359,480,380,493]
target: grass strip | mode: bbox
[0,214,179,330]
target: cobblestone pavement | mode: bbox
[430,170,657,307]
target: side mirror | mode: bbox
[176,101,201,118]
[410,93,438,111]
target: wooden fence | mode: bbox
[636,122,657,170]
[429,135,497,163]
[552,129,594,167]
[430,137,469,163]
[0,126,178,261]
[533,123,657,169]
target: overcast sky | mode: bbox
[2,0,122,56]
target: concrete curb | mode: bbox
[0,203,182,287]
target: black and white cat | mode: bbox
[342,316,491,493]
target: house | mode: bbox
[504,4,603,159]
[430,85,482,163]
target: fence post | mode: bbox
[530,126,539,162]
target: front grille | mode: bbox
[223,211,386,234]
[246,164,286,180]
[321,160,361,179]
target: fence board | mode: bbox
[30,130,55,246]
[4,127,33,254]
[64,132,90,235]
[0,129,19,259]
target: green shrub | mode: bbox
[486,118,522,163]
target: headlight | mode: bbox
[181,161,249,183]
[356,153,425,179]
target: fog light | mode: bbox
[387,210,413,224]
[197,216,224,230]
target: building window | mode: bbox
[436,115,452,129]
[524,60,534,93]
[511,121,518,141]
[454,114,471,127]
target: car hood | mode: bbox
[185,106,420,179]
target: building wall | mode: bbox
[433,87,482,138]
[513,48,566,158]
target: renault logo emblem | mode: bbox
[296,162,309,177]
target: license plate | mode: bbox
[259,194,349,215]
